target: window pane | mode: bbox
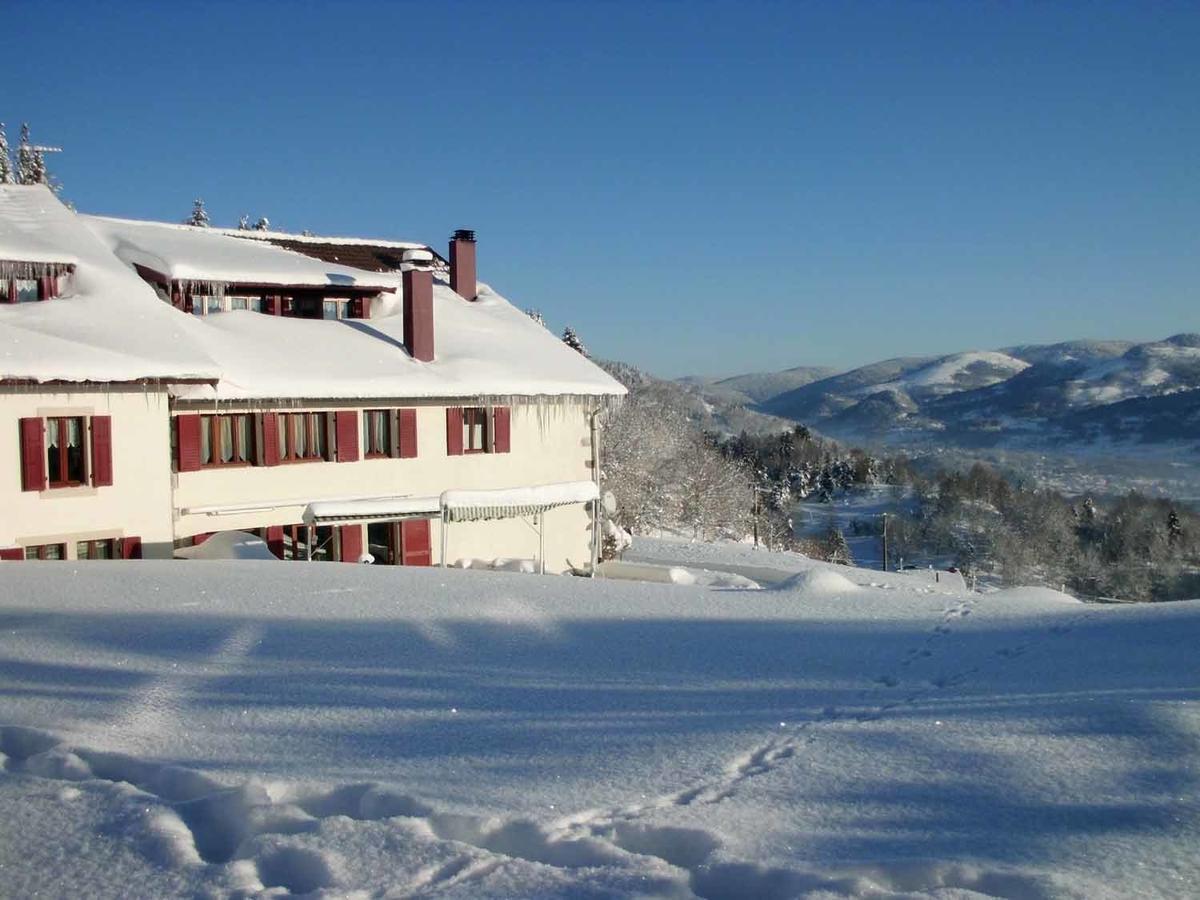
[66,418,85,483]
[200,415,212,464]
[295,415,306,457]
[24,547,38,560]
[230,296,248,311]
[192,302,204,316]
[76,541,90,560]
[96,540,112,560]
[15,279,38,302]
[277,414,288,458]
[206,296,223,314]
[220,416,234,463]
[323,300,337,320]
[44,544,63,560]
[236,415,251,462]
[311,414,325,458]
[46,419,61,482]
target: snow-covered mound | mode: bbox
[172,531,278,561]
[775,567,860,595]
[0,550,1197,898]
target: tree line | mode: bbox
[600,369,1199,601]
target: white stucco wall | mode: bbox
[0,386,176,558]
[171,400,599,573]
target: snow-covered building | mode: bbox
[0,186,623,570]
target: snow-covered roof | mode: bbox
[83,215,397,290]
[213,226,426,251]
[173,282,625,401]
[0,186,220,384]
[0,190,623,399]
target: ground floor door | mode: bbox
[367,522,397,565]
[399,519,433,566]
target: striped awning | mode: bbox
[440,481,599,523]
[303,496,441,525]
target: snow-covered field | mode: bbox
[1,544,1198,899]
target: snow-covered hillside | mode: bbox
[1,549,1197,898]
[750,334,1200,449]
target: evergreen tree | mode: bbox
[253,217,270,231]
[15,124,34,185]
[0,123,13,185]
[825,526,853,565]
[184,198,210,227]
[1167,509,1183,547]
[562,326,588,356]
[525,309,546,328]
[237,215,250,230]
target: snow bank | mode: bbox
[775,567,861,595]
[0,551,1197,898]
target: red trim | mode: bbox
[336,410,359,462]
[446,407,464,456]
[192,532,212,545]
[90,416,113,486]
[340,524,363,562]
[176,415,202,472]
[492,406,511,454]
[398,408,418,458]
[259,412,281,466]
[19,417,45,491]
[120,536,142,560]
[265,525,284,559]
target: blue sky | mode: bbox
[7,1,1198,377]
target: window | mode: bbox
[322,299,348,320]
[279,524,335,561]
[199,414,254,466]
[14,279,38,302]
[77,539,116,560]
[46,416,86,487]
[278,412,329,462]
[24,543,65,560]
[363,409,391,457]
[463,407,488,453]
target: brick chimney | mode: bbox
[449,229,477,301]
[402,264,434,362]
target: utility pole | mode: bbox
[881,512,889,572]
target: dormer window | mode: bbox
[3,264,71,303]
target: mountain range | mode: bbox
[682,334,1200,449]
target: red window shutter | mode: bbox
[492,406,511,454]
[90,416,113,487]
[340,524,363,562]
[5,280,15,304]
[400,519,432,566]
[336,411,359,462]
[19,417,46,491]
[0,548,23,561]
[397,408,418,458]
[265,525,284,559]
[176,415,202,472]
[265,296,282,316]
[120,536,142,560]
[259,413,280,466]
[446,407,464,456]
